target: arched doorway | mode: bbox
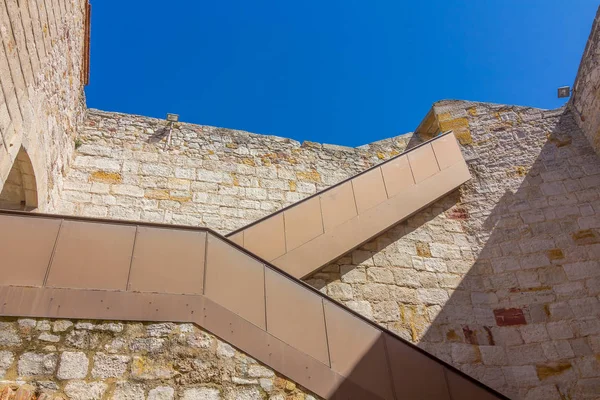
[0,147,38,210]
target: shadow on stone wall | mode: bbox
[306,195,456,293]
[310,109,600,400]
[404,132,425,151]
[147,126,170,144]
[325,326,506,400]
[415,110,600,399]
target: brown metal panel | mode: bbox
[201,296,341,399]
[265,268,330,366]
[243,213,286,261]
[274,161,471,278]
[228,231,244,247]
[128,227,206,295]
[278,355,342,400]
[0,215,61,287]
[384,333,451,400]
[46,221,136,291]
[319,182,357,232]
[380,155,415,198]
[272,339,346,400]
[432,132,463,170]
[0,208,503,400]
[200,295,269,360]
[323,301,395,400]
[446,368,501,400]
[407,143,440,183]
[0,286,204,324]
[283,197,324,251]
[0,285,346,399]
[351,167,388,214]
[204,234,266,329]
[331,379,387,400]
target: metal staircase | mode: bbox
[227,131,471,278]
[0,208,506,399]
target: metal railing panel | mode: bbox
[283,196,324,252]
[204,234,267,329]
[0,214,60,286]
[46,220,135,290]
[323,300,395,400]
[129,227,206,295]
[265,268,330,366]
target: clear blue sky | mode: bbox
[86,1,598,147]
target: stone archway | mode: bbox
[0,147,38,210]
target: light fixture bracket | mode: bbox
[557,86,571,99]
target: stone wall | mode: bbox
[51,97,600,400]
[54,100,600,399]
[56,109,414,232]
[571,6,600,156]
[0,317,318,400]
[312,101,600,400]
[2,3,600,399]
[0,0,87,211]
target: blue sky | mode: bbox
[86,1,598,147]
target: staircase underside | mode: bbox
[227,132,471,279]
[0,210,506,400]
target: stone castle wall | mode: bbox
[0,317,317,400]
[571,6,600,156]
[1,2,600,399]
[56,109,414,232]
[51,101,600,399]
[0,0,87,211]
[314,101,600,400]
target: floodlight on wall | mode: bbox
[557,86,571,98]
[164,113,179,150]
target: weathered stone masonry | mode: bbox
[0,0,87,211]
[571,6,600,156]
[313,102,600,400]
[53,100,600,399]
[0,318,317,400]
[2,2,600,400]
[59,109,413,233]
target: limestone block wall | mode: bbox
[0,317,318,400]
[0,0,87,211]
[3,2,598,400]
[55,100,600,399]
[313,101,600,400]
[57,109,414,232]
[571,6,600,156]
